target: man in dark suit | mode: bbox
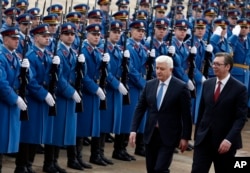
[191,52,248,173]
[129,55,192,173]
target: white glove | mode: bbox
[187,28,191,35]
[150,49,155,57]
[123,50,130,58]
[190,46,197,54]
[103,53,110,62]
[168,46,176,55]
[201,76,206,83]
[16,96,27,111]
[72,91,81,103]
[146,36,151,43]
[45,92,55,106]
[21,59,30,68]
[232,25,241,36]
[52,55,60,65]
[187,80,195,91]
[206,44,213,53]
[78,54,85,63]
[96,87,106,100]
[213,26,223,36]
[118,83,128,95]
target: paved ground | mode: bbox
[2,120,250,173]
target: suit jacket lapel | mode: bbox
[153,80,160,110]
[159,78,174,111]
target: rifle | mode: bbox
[0,0,2,29]
[133,0,139,20]
[63,0,68,23]
[39,0,46,25]
[74,20,87,112]
[48,26,61,116]
[146,0,155,38]
[99,10,110,110]
[69,0,73,13]
[35,0,39,8]
[187,19,196,98]
[121,9,130,105]
[203,25,213,79]
[167,1,177,57]
[186,0,192,19]
[19,28,29,121]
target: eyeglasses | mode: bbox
[63,33,75,36]
[212,62,226,67]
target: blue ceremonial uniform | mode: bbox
[100,41,124,134]
[210,34,232,54]
[16,33,33,58]
[0,46,22,153]
[52,43,78,146]
[20,46,55,144]
[77,41,104,137]
[120,38,148,133]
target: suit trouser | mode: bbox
[145,128,175,173]
[191,135,236,173]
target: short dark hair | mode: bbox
[215,52,233,71]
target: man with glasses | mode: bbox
[229,19,250,118]
[192,52,248,173]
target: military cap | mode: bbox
[174,19,189,29]
[153,4,167,12]
[238,2,245,8]
[16,13,32,24]
[192,3,204,11]
[2,0,9,9]
[245,10,250,17]
[227,10,240,18]
[47,4,63,14]
[237,18,250,27]
[1,27,19,38]
[222,2,236,10]
[129,20,146,30]
[30,24,50,35]
[204,8,217,16]
[207,0,219,8]
[16,0,29,10]
[66,12,82,22]
[194,18,207,27]
[136,10,148,20]
[4,7,21,16]
[73,4,90,14]
[155,18,169,29]
[43,14,59,25]
[113,10,128,20]
[87,9,103,19]
[115,0,129,6]
[110,20,123,31]
[86,23,102,33]
[27,8,40,17]
[97,0,111,5]
[156,0,169,4]
[139,0,151,6]
[61,22,76,34]
[171,5,185,14]
[213,18,229,27]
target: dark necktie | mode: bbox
[214,81,221,102]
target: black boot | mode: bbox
[100,133,113,165]
[89,137,107,166]
[123,134,136,160]
[36,144,44,154]
[66,145,83,170]
[76,137,92,169]
[134,133,145,157]
[15,143,29,173]
[83,137,91,146]
[43,145,58,173]
[26,144,37,173]
[54,147,66,173]
[105,133,114,143]
[112,134,132,161]
[0,154,2,173]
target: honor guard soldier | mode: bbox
[14,23,59,173]
[153,4,168,19]
[0,27,29,173]
[15,13,33,57]
[99,20,129,164]
[228,19,250,116]
[115,0,129,11]
[188,3,204,28]
[66,12,82,52]
[210,18,232,54]
[156,0,169,5]
[203,8,217,42]
[120,21,154,158]
[87,9,103,25]
[15,0,29,15]
[2,7,21,30]
[227,9,240,37]
[77,23,111,166]
[1,0,9,21]
[46,4,63,22]
[27,8,41,29]
[73,3,89,24]
[139,0,151,13]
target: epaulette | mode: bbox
[36,50,44,59]
[97,47,104,54]
[62,49,69,57]
[85,44,94,54]
[5,53,12,61]
[107,44,113,51]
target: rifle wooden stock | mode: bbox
[19,67,29,121]
[99,61,108,110]
[187,53,196,98]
